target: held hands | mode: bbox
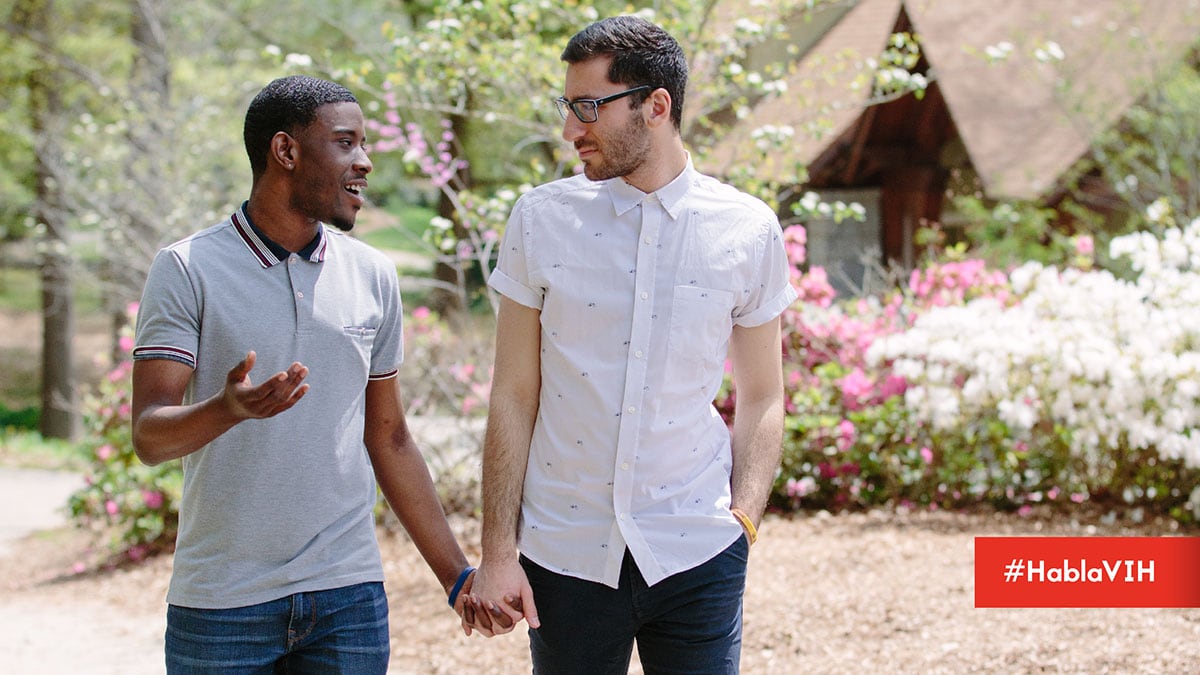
[222,351,309,420]
[450,568,524,637]
[457,559,539,637]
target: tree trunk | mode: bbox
[17,0,79,440]
[108,0,170,361]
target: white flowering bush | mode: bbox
[867,217,1200,521]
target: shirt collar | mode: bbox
[607,155,696,220]
[231,201,327,268]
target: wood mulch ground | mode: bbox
[2,507,1198,674]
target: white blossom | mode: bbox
[883,220,1200,469]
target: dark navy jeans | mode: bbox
[165,581,390,674]
[521,535,749,674]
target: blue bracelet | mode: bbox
[447,566,476,608]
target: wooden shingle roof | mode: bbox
[700,0,1200,200]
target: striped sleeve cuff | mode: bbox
[132,345,197,369]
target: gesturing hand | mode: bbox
[222,351,309,420]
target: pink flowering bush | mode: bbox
[717,220,1199,524]
[392,305,492,514]
[398,305,494,419]
[68,303,181,561]
[67,303,492,560]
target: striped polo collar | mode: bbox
[231,202,328,268]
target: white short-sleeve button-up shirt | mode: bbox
[488,160,797,588]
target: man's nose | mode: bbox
[561,114,587,143]
[355,146,373,174]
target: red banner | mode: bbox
[975,537,1200,608]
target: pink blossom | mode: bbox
[786,476,816,498]
[142,490,164,509]
[450,363,476,383]
[1017,505,1033,517]
[96,444,115,461]
[878,374,907,400]
[105,500,119,516]
[836,419,856,450]
[1073,235,1094,256]
[838,368,873,410]
[782,225,807,266]
[461,397,478,416]
[919,447,934,464]
[797,267,836,308]
[107,365,127,383]
[412,306,431,320]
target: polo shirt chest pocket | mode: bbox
[665,285,734,374]
[342,325,378,364]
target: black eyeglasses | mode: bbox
[554,85,653,123]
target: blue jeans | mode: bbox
[165,582,389,674]
[521,536,749,675]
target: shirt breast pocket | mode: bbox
[665,285,734,377]
[342,325,378,364]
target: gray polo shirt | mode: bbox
[133,204,403,609]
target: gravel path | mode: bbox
[2,488,1198,674]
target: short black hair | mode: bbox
[243,75,357,177]
[561,15,688,131]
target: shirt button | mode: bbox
[621,462,629,470]
[643,236,652,245]
[296,291,304,299]
[640,292,648,300]
[627,406,636,414]
[289,256,296,265]
[634,350,644,358]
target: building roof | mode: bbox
[696,0,901,183]
[700,0,1200,200]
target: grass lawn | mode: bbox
[356,203,438,255]
[0,428,86,471]
[0,267,104,314]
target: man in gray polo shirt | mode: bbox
[131,75,486,672]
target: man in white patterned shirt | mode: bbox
[468,15,798,674]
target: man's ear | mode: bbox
[645,88,672,129]
[270,131,297,171]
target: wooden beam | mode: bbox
[840,105,878,184]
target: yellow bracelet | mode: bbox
[730,508,758,545]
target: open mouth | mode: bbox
[344,183,366,203]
